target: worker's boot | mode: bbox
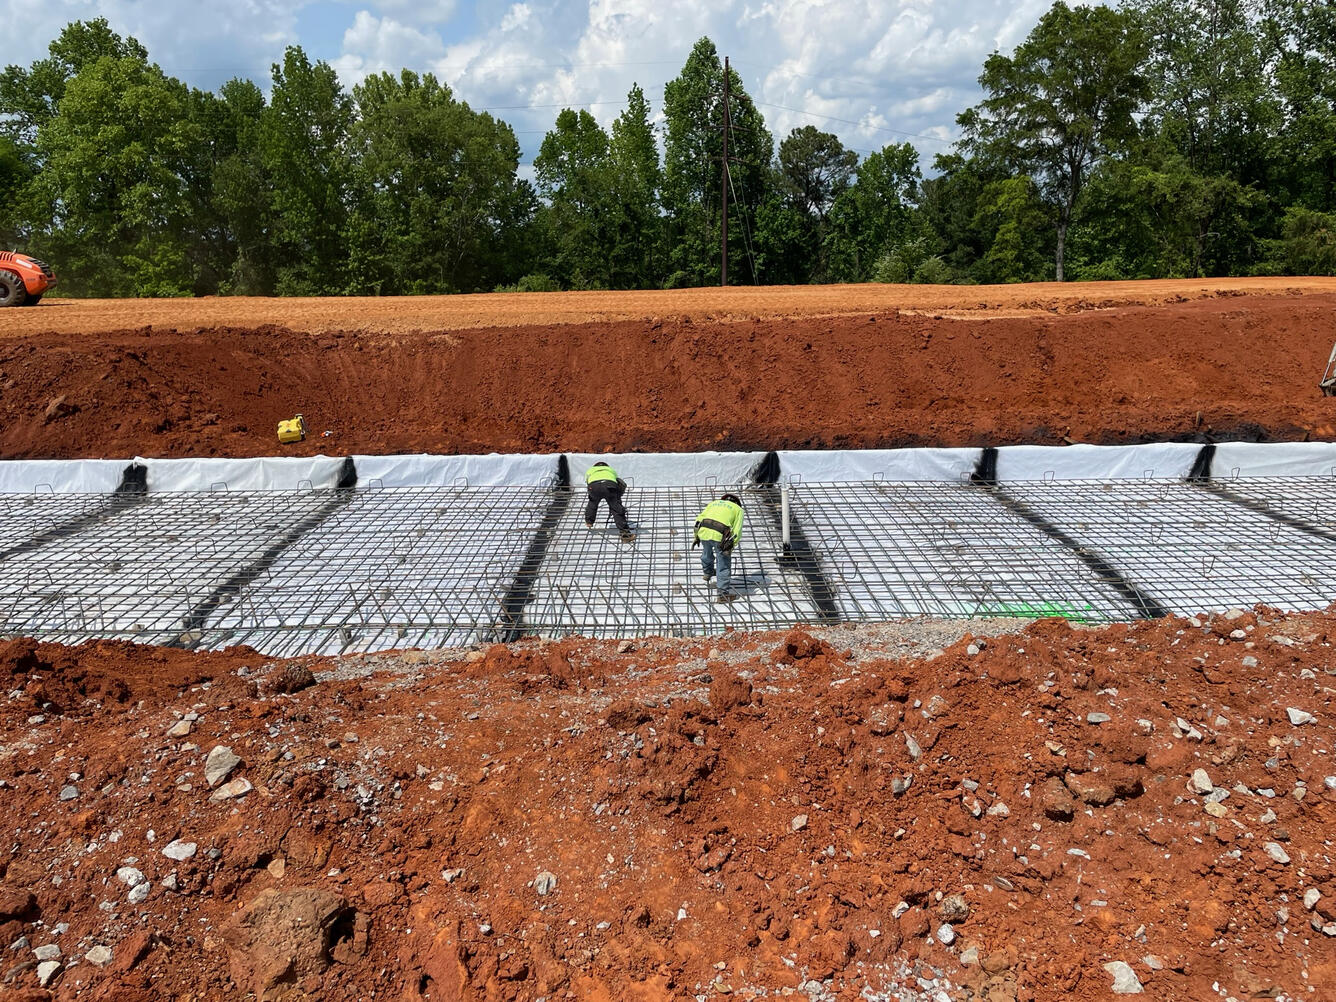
[620,531,636,543]
[716,592,737,604]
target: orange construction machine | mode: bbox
[0,252,56,306]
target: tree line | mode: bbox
[0,1,1332,297]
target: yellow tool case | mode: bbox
[277,413,306,444]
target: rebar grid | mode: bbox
[201,486,546,656]
[790,481,1136,621]
[0,492,122,558]
[1002,476,1336,615]
[524,485,818,637]
[1,476,1335,655]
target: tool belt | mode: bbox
[695,518,734,550]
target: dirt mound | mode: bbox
[3,290,1336,459]
[0,637,261,719]
[1,613,1333,1000]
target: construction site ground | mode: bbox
[3,278,1336,459]
[1,279,1335,1002]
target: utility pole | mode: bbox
[721,55,730,287]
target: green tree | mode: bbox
[208,79,278,294]
[1130,0,1278,183]
[606,84,663,288]
[662,37,773,286]
[974,176,1052,282]
[1265,0,1336,211]
[0,18,147,147]
[534,107,613,288]
[29,50,201,295]
[752,180,815,284]
[260,48,353,295]
[1071,153,1266,278]
[0,137,32,247]
[826,142,922,282]
[1260,206,1336,273]
[914,152,1017,282]
[957,1,1149,279]
[775,126,857,281]
[777,126,856,223]
[348,70,532,294]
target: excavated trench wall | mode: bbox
[3,443,1336,655]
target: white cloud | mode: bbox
[5,0,1070,170]
[0,0,309,92]
[499,3,534,33]
[362,0,457,25]
[331,10,447,85]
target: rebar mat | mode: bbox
[2,477,1335,655]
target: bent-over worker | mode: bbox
[693,493,743,603]
[585,461,635,543]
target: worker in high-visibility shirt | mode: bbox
[585,461,635,543]
[693,493,743,603]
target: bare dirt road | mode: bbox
[4,276,1336,337]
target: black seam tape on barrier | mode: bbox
[173,456,360,649]
[752,450,841,622]
[0,461,149,565]
[969,448,1169,620]
[1187,443,1215,482]
[494,455,572,643]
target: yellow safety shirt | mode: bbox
[694,499,743,547]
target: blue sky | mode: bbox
[3,0,1057,169]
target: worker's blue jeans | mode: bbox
[700,540,733,594]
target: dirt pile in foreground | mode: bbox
[3,291,1336,459]
[1,612,1334,1001]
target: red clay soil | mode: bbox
[1,611,1334,1002]
[2,289,1336,459]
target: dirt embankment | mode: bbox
[3,292,1336,459]
[1,611,1334,1001]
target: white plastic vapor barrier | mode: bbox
[0,459,129,495]
[993,443,1203,482]
[778,448,979,484]
[141,456,352,492]
[352,453,560,488]
[7,441,1336,496]
[1211,442,1336,479]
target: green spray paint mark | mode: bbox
[973,600,1100,622]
